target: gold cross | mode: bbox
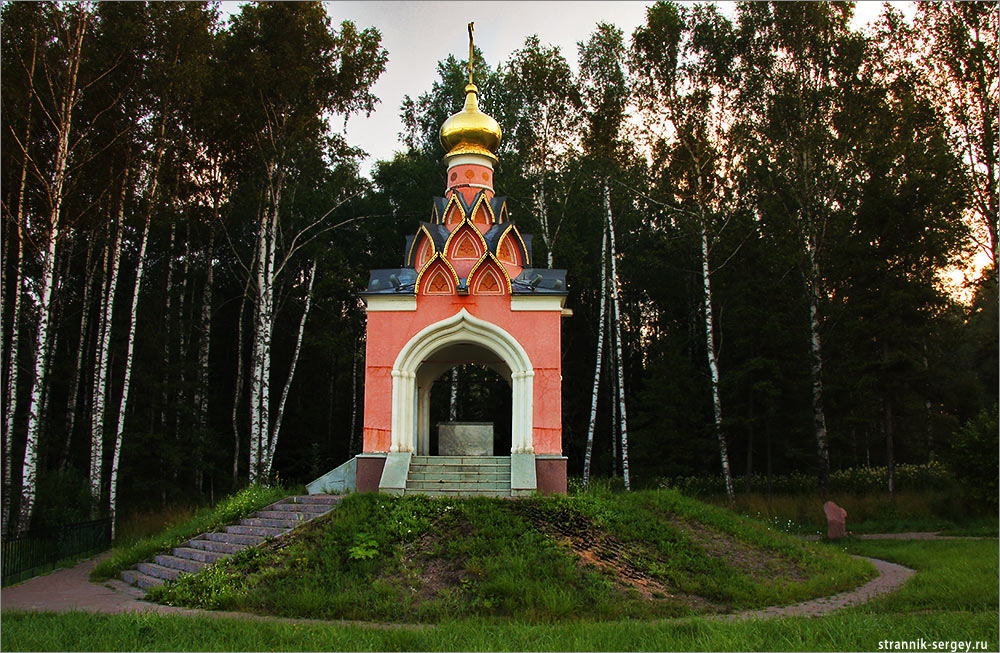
[468,22,475,85]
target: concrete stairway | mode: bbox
[405,455,511,497]
[120,494,341,591]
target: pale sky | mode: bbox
[221,1,915,176]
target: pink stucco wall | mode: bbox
[362,293,562,455]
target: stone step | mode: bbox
[172,546,228,564]
[289,494,342,505]
[412,456,509,463]
[119,495,342,594]
[407,470,509,482]
[136,561,182,582]
[241,517,300,529]
[409,465,510,478]
[406,479,511,491]
[225,524,285,538]
[267,502,329,514]
[185,537,246,554]
[121,569,164,590]
[203,531,264,546]
[154,554,207,574]
[411,488,510,497]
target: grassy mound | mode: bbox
[147,489,874,623]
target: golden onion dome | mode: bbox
[439,83,502,163]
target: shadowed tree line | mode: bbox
[2,1,996,534]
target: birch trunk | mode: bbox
[249,172,281,483]
[90,194,124,508]
[109,212,151,539]
[263,259,317,476]
[608,273,618,479]
[248,202,270,483]
[349,339,360,455]
[3,223,25,535]
[192,232,215,493]
[603,181,630,490]
[582,227,609,489]
[3,36,37,533]
[805,234,831,495]
[700,222,735,506]
[161,222,175,435]
[16,16,86,530]
[232,276,250,483]
[60,238,97,472]
[449,368,458,421]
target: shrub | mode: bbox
[942,406,999,510]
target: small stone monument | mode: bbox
[823,501,848,539]
[438,422,494,456]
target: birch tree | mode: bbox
[13,3,94,529]
[632,1,738,504]
[222,2,386,482]
[732,2,862,494]
[506,36,582,268]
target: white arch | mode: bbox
[391,308,534,454]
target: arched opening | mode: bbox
[390,309,533,454]
[420,357,513,456]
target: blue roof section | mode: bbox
[365,268,418,294]
[511,268,568,295]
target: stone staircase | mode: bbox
[120,494,341,591]
[405,455,511,496]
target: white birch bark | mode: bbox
[192,232,215,493]
[804,233,831,494]
[161,222,175,435]
[3,36,37,530]
[19,14,88,530]
[349,338,360,455]
[449,368,458,421]
[700,221,735,505]
[3,226,24,536]
[232,275,251,483]
[603,181,630,490]
[582,227,609,489]
[89,194,124,507]
[248,199,271,483]
[108,212,151,539]
[263,259,317,476]
[61,238,96,472]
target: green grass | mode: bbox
[4,507,997,651]
[90,484,297,582]
[837,539,999,614]
[2,610,995,651]
[145,490,872,623]
[700,490,994,536]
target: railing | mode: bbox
[2,518,111,586]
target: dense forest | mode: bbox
[1,1,996,534]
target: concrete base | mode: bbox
[535,455,567,495]
[438,422,493,456]
[306,457,357,495]
[510,453,537,496]
[378,452,412,495]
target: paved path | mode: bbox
[0,552,419,630]
[9,532,972,624]
[726,555,913,620]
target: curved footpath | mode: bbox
[2,532,981,626]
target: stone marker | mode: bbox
[439,422,493,456]
[823,501,848,539]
